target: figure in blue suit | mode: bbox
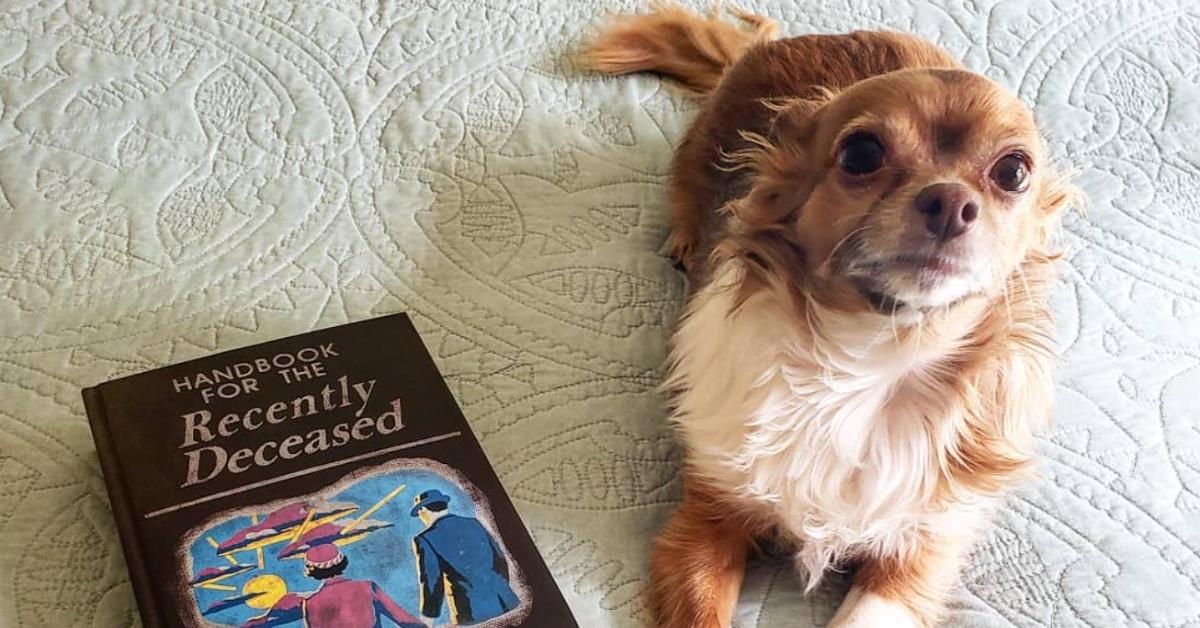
[409,490,520,625]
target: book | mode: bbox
[83,313,577,628]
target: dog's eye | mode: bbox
[837,133,885,175]
[990,153,1031,192]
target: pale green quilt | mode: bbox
[2,1,1199,626]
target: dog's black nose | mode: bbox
[915,183,979,240]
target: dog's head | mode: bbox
[724,68,1078,313]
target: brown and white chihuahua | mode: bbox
[583,5,1080,627]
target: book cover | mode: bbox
[83,313,577,628]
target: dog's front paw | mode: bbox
[828,586,920,628]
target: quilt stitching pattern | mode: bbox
[0,1,1197,626]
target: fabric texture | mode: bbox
[0,1,1198,626]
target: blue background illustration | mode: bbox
[186,466,486,626]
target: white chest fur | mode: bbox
[666,264,988,587]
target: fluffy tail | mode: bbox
[581,4,777,93]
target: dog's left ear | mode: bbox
[1030,167,1084,248]
[1037,168,1085,217]
[727,94,830,228]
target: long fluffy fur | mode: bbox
[583,6,1075,628]
[666,252,1056,582]
[582,4,776,92]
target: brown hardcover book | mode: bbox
[83,313,577,628]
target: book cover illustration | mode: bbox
[181,460,527,627]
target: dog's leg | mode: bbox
[665,181,702,270]
[649,480,750,628]
[665,139,720,273]
[828,530,975,628]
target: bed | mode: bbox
[1,0,1198,626]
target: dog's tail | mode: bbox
[581,4,777,93]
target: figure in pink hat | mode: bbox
[241,544,421,628]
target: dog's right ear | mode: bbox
[726,94,831,228]
[763,91,830,142]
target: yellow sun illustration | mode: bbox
[242,574,287,609]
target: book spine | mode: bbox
[83,387,165,628]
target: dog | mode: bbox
[583,5,1079,627]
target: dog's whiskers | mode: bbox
[825,225,869,270]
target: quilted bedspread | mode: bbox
[1,0,1199,626]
